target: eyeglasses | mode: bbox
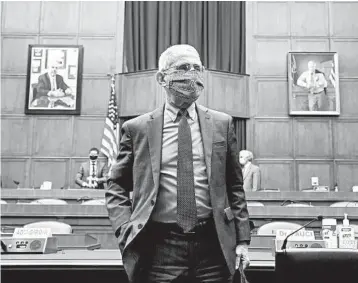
[164,63,204,72]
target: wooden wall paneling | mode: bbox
[81,78,109,115]
[1,76,27,114]
[254,119,293,158]
[0,158,30,189]
[1,117,32,156]
[291,2,329,36]
[70,158,87,189]
[1,36,37,73]
[291,39,330,52]
[73,117,106,156]
[331,2,358,37]
[205,71,249,117]
[245,1,255,76]
[118,70,160,116]
[33,117,73,157]
[40,1,79,34]
[39,36,78,45]
[297,161,333,191]
[339,80,358,117]
[336,161,358,192]
[78,37,116,75]
[255,160,294,191]
[80,2,118,35]
[246,117,255,152]
[31,158,70,189]
[1,1,41,33]
[294,119,333,158]
[256,78,288,117]
[255,1,289,36]
[115,1,125,74]
[331,40,358,78]
[334,120,358,159]
[255,39,291,76]
[248,77,256,119]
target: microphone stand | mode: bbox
[281,215,323,251]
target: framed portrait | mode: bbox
[25,45,84,115]
[288,52,340,116]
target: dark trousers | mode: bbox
[137,219,232,283]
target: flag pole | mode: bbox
[101,73,121,169]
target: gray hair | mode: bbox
[158,44,201,72]
[239,150,253,162]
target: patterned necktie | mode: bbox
[177,109,197,232]
[91,162,96,177]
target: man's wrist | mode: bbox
[237,241,250,246]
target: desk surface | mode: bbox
[0,249,274,270]
[2,204,358,219]
[2,189,358,203]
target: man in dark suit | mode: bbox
[36,61,72,98]
[106,44,251,283]
[32,61,74,108]
[75,148,109,190]
[239,150,261,192]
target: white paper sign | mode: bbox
[13,228,52,238]
[275,229,315,241]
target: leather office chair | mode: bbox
[81,199,106,205]
[24,221,72,234]
[257,221,302,236]
[329,202,358,207]
[0,199,7,204]
[247,201,265,207]
[29,199,68,205]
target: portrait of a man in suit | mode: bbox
[239,150,261,192]
[297,60,328,111]
[31,60,74,109]
[106,44,251,283]
[75,147,109,190]
[288,52,340,115]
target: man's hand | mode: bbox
[82,182,89,188]
[235,243,250,270]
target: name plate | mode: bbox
[276,229,315,241]
[13,228,52,238]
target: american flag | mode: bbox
[329,61,336,88]
[101,75,119,168]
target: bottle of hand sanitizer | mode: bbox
[338,214,356,249]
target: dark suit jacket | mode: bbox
[35,73,70,100]
[243,163,261,192]
[75,161,109,190]
[106,104,250,282]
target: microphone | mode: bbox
[281,215,323,250]
[76,196,93,202]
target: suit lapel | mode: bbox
[45,73,51,88]
[147,106,164,190]
[96,162,101,176]
[197,105,213,183]
[243,164,252,180]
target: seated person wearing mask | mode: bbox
[75,147,109,189]
[239,150,261,192]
